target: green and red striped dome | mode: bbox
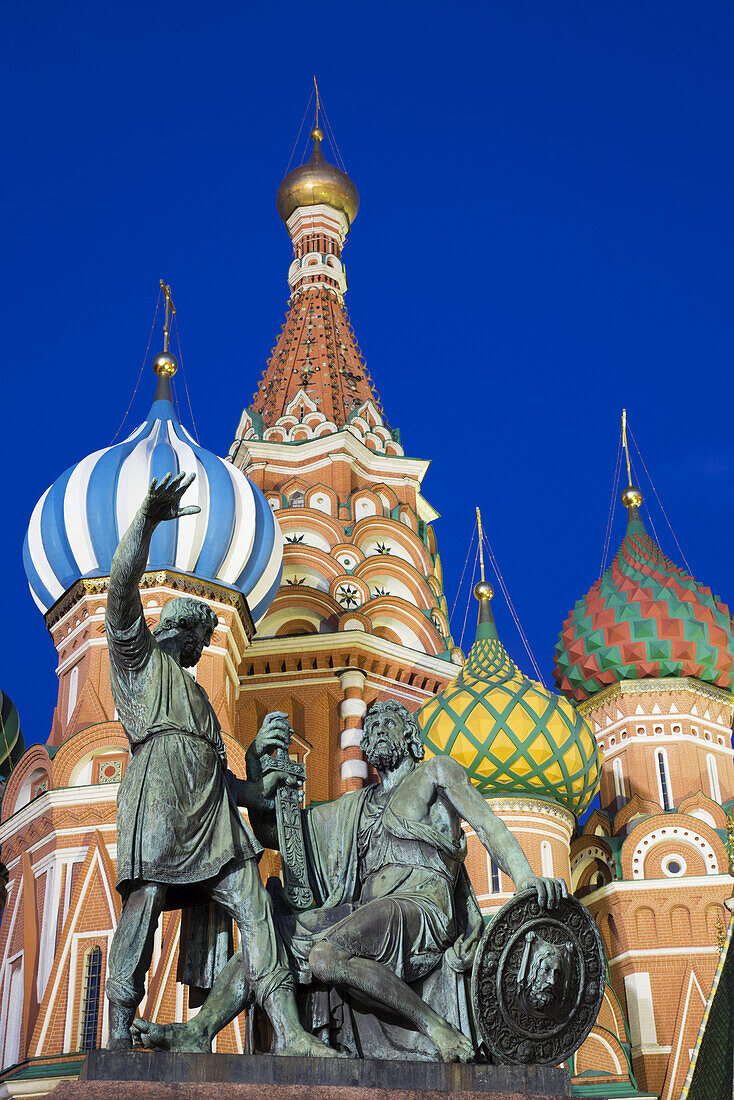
[554,490,734,703]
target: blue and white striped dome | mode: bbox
[23,382,283,624]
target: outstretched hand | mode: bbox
[517,875,568,909]
[142,472,201,525]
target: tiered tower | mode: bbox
[555,473,734,1100]
[229,127,458,798]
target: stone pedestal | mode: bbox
[48,1050,572,1099]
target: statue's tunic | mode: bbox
[106,610,262,890]
[286,783,476,1058]
[351,787,466,981]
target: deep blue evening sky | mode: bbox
[2,1,733,747]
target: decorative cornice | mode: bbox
[484,795,576,831]
[577,676,734,716]
[44,570,255,639]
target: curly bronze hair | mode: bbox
[152,597,218,643]
[361,699,425,762]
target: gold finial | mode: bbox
[620,409,643,509]
[153,279,178,378]
[622,408,632,486]
[161,279,176,353]
[474,507,494,601]
[476,507,485,582]
[311,78,324,142]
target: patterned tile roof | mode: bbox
[554,497,734,702]
[418,596,601,815]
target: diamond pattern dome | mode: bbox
[554,495,734,703]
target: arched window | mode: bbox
[656,749,673,810]
[79,946,103,1051]
[289,491,305,508]
[541,841,554,877]
[707,754,722,803]
[613,758,625,801]
[67,665,79,722]
[489,858,501,894]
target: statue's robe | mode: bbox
[107,611,261,896]
[286,785,479,1060]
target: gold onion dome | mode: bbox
[417,585,601,816]
[276,128,360,226]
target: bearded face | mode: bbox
[525,946,565,1009]
[177,622,213,668]
[362,710,410,771]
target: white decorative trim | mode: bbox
[610,945,717,966]
[485,797,576,832]
[341,728,364,750]
[661,853,687,877]
[339,670,366,692]
[340,698,367,719]
[631,825,718,879]
[341,760,368,781]
[0,785,118,845]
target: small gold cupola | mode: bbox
[276,127,360,226]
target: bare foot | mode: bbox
[428,1020,474,1063]
[131,1018,211,1053]
[274,1032,342,1058]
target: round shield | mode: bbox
[470,887,605,1065]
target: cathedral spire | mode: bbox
[250,115,384,431]
[152,279,178,403]
[621,409,646,535]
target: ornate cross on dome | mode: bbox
[160,279,177,354]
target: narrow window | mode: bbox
[707,754,721,803]
[541,841,553,878]
[613,758,625,800]
[656,750,673,810]
[67,665,79,723]
[79,947,103,1051]
[489,858,501,894]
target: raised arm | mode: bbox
[432,755,567,908]
[106,473,199,632]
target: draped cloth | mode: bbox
[281,785,479,1060]
[107,610,262,892]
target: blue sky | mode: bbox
[2,1,734,746]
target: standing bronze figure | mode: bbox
[104,472,335,1058]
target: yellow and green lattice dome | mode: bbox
[417,588,601,816]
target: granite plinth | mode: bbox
[46,1050,573,1099]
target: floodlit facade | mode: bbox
[0,123,731,1100]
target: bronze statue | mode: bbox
[134,698,567,1061]
[104,472,336,1057]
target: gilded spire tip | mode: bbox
[152,279,178,383]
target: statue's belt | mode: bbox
[131,725,226,762]
[361,859,454,886]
